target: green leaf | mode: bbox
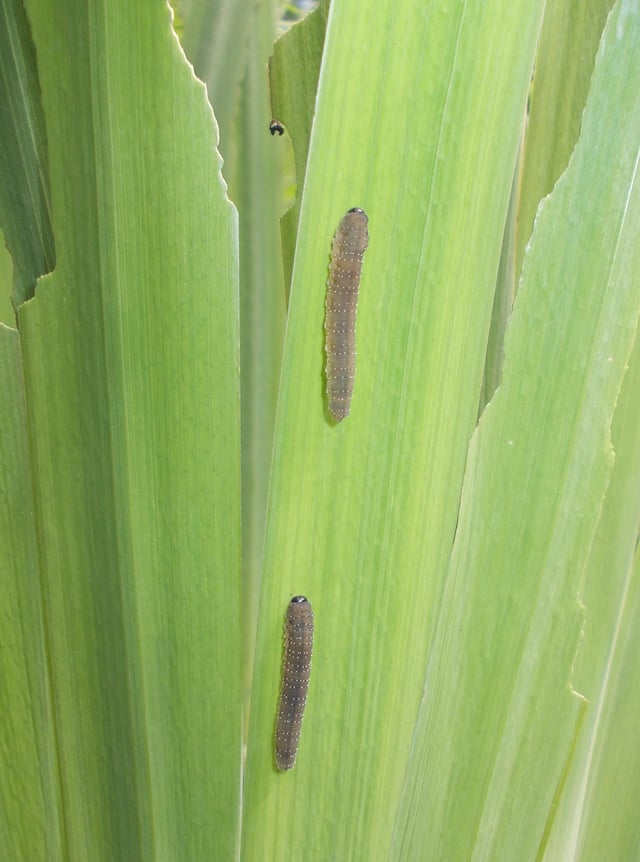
[16,1,241,858]
[0,0,54,307]
[0,325,63,860]
[242,0,550,857]
[0,231,15,324]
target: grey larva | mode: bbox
[325,208,369,421]
[275,596,314,771]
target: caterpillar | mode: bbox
[275,596,314,771]
[325,208,369,421]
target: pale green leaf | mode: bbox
[180,0,253,177]
[543,296,640,859]
[225,0,288,724]
[269,0,328,288]
[180,2,287,707]
[484,0,614,407]
[517,0,614,269]
[394,3,640,857]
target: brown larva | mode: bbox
[275,596,314,771]
[325,208,369,421]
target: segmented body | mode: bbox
[325,208,369,420]
[275,596,314,771]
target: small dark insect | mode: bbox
[275,596,314,771]
[325,208,369,420]
[269,118,285,136]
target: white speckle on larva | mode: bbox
[275,597,314,771]
[325,209,369,421]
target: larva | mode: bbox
[275,596,314,771]
[325,208,369,421]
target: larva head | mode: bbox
[269,118,285,136]
[347,207,365,215]
[290,595,308,605]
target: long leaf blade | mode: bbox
[18,1,241,857]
